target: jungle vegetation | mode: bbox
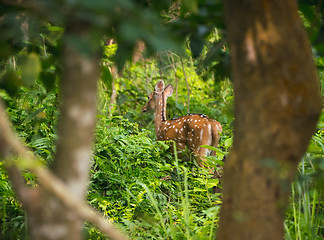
[0,0,323,239]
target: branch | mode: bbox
[180,58,190,113]
[0,101,128,240]
[169,52,179,102]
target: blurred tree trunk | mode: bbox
[106,39,117,118]
[24,21,100,240]
[106,40,145,117]
[217,1,322,239]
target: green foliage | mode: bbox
[86,115,223,239]
[284,110,324,240]
[298,0,324,58]
[285,157,324,240]
[0,162,27,239]
[0,78,59,239]
[89,115,172,220]
[0,84,58,162]
[0,0,323,239]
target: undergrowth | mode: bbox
[86,115,223,239]
[0,73,323,240]
[0,83,323,239]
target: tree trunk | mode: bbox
[217,1,322,239]
[25,21,100,240]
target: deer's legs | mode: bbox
[194,146,215,173]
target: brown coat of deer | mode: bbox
[142,80,222,168]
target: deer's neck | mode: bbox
[154,92,167,139]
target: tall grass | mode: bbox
[118,142,222,240]
[285,155,324,240]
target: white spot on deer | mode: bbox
[217,123,222,133]
[208,124,212,145]
[175,129,178,132]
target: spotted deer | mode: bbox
[142,80,222,168]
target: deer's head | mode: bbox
[142,80,173,112]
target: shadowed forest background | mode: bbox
[0,0,323,239]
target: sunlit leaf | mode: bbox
[21,53,41,87]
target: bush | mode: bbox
[86,115,223,239]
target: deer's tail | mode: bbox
[211,120,222,156]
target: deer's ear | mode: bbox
[164,84,174,98]
[155,80,165,93]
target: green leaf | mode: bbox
[40,72,56,93]
[206,178,219,189]
[316,121,324,129]
[101,66,112,90]
[203,206,221,215]
[200,145,226,154]
[175,102,185,111]
[193,187,207,192]
[23,107,46,124]
[213,159,225,167]
[182,0,198,13]
[47,25,64,32]
[0,70,22,96]
[21,53,41,87]
[201,98,217,104]
[224,137,233,148]
[307,144,323,154]
[103,44,117,58]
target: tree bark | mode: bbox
[24,21,100,240]
[217,1,322,239]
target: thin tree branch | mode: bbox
[169,52,179,103]
[6,164,33,203]
[144,63,151,95]
[180,58,190,113]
